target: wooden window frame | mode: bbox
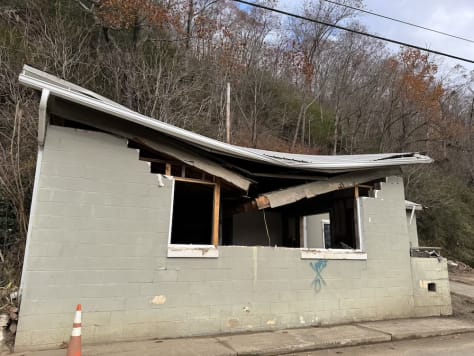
[167,177,220,258]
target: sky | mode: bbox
[277,0,474,73]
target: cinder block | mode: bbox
[29,328,69,349]
[153,269,178,282]
[270,302,289,314]
[184,306,211,320]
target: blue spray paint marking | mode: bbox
[310,260,328,292]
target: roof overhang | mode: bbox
[405,200,423,211]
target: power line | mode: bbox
[322,0,474,44]
[231,0,474,64]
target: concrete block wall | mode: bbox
[15,126,451,351]
[410,257,452,317]
[306,213,329,248]
[16,126,173,351]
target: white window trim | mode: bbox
[300,248,367,260]
[168,244,219,258]
[300,197,366,260]
[321,218,330,249]
[167,178,219,258]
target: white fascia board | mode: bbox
[405,200,423,211]
[38,89,50,146]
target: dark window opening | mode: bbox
[323,221,331,248]
[171,181,214,244]
[428,283,437,292]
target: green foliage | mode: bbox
[234,74,335,151]
[307,103,335,152]
[405,165,474,266]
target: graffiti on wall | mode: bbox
[310,259,328,293]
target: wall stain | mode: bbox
[310,260,328,293]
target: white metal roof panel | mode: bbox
[19,65,433,172]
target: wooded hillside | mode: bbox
[1,0,473,292]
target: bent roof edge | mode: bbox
[19,65,433,172]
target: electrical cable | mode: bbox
[230,0,474,64]
[321,0,474,44]
[262,209,271,246]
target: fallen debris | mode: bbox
[410,247,441,258]
[448,260,473,273]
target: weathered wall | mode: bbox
[306,213,329,248]
[16,126,173,351]
[410,257,452,317]
[16,126,452,351]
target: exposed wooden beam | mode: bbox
[174,176,215,185]
[213,183,221,247]
[254,168,399,209]
[136,138,251,192]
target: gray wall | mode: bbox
[305,213,329,248]
[232,211,282,246]
[15,126,451,351]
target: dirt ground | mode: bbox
[449,264,474,322]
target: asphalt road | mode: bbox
[288,332,474,356]
[451,281,474,298]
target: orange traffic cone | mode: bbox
[67,304,82,356]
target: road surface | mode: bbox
[288,332,474,356]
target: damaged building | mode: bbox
[15,66,452,351]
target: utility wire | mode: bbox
[322,0,474,44]
[231,0,474,64]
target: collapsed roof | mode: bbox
[19,65,432,179]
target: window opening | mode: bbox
[323,219,331,248]
[171,181,215,245]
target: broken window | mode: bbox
[170,180,215,245]
[128,142,222,256]
[303,214,331,249]
[221,184,376,252]
[298,187,363,250]
[130,139,376,257]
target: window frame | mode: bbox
[300,188,367,260]
[167,177,220,258]
[321,218,331,248]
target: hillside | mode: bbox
[0,0,473,294]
